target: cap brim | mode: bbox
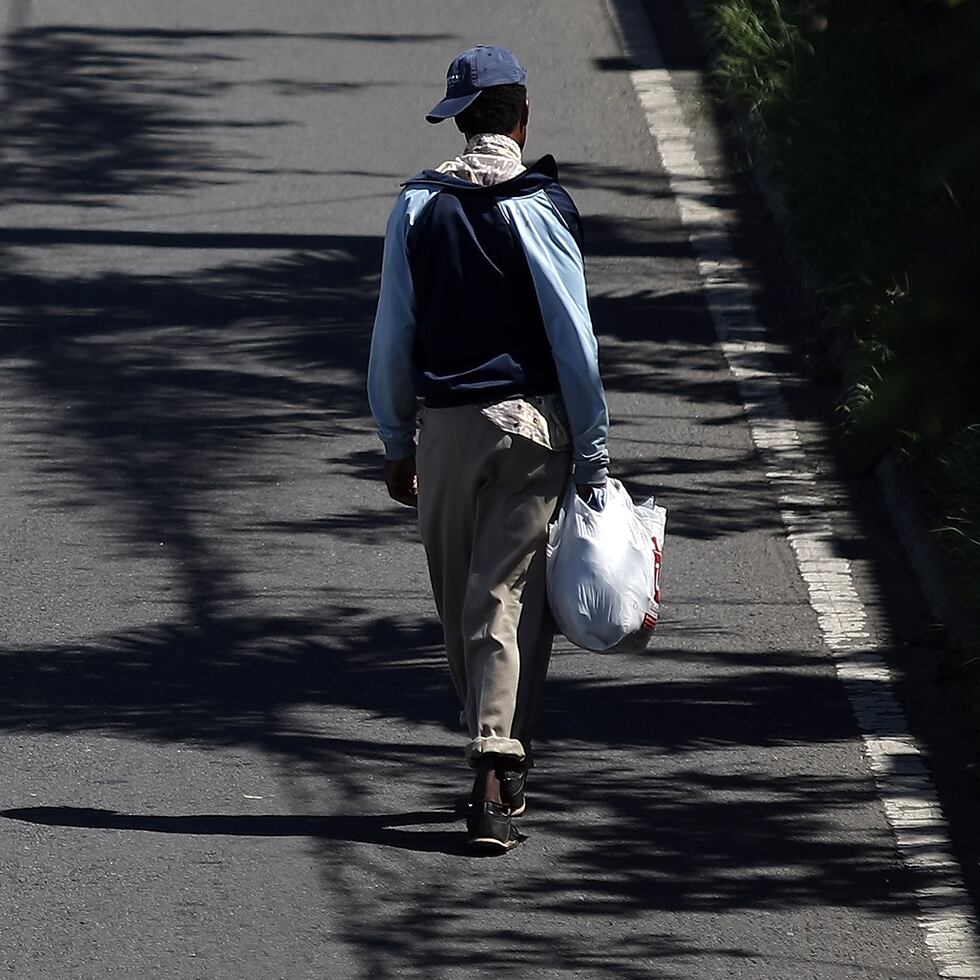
[425,91,481,124]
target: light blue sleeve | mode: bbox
[367,187,434,460]
[499,193,610,485]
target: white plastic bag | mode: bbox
[546,478,666,653]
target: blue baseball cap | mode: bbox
[426,45,527,124]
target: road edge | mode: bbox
[602,0,980,974]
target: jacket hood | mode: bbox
[402,154,559,195]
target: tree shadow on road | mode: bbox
[0,263,935,976]
[0,22,452,207]
[0,18,955,975]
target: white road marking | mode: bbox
[604,0,980,974]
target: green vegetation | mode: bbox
[705,0,980,668]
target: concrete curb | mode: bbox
[877,452,980,656]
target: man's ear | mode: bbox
[521,98,530,127]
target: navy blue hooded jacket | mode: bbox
[368,154,609,484]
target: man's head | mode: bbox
[426,45,530,146]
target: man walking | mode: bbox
[367,45,609,852]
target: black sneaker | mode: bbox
[466,801,518,852]
[500,765,527,817]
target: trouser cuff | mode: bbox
[465,735,526,766]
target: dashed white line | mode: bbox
[605,0,980,974]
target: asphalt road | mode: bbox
[0,0,973,977]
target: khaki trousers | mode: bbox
[416,404,571,764]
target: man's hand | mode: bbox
[576,482,607,511]
[385,454,418,508]
[575,482,605,500]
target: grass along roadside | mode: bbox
[702,0,980,706]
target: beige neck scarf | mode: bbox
[435,133,526,186]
